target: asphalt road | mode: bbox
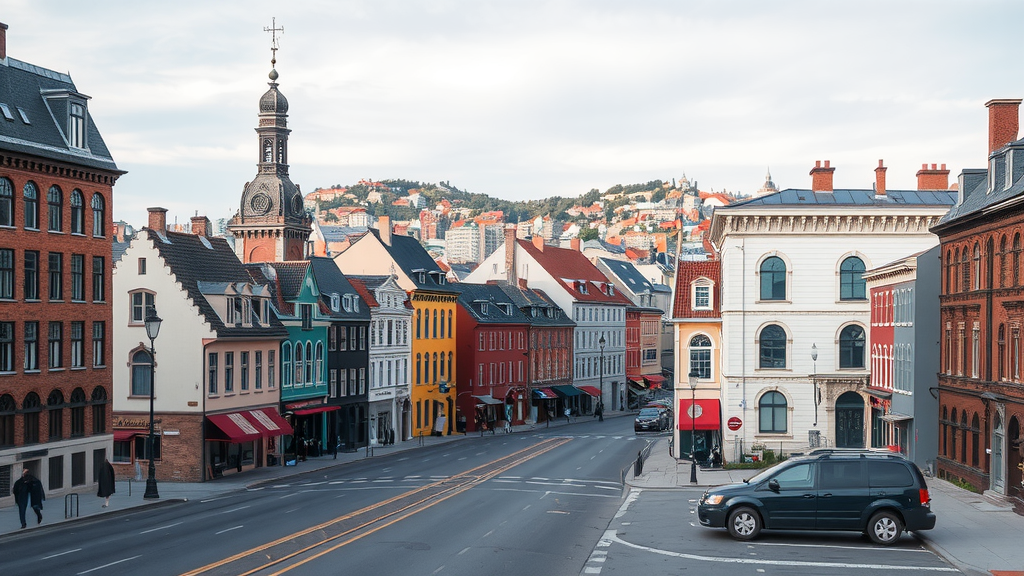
[2,418,651,576]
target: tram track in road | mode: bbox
[181,436,573,576]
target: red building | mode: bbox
[454,283,530,432]
[0,22,122,503]
[625,307,663,405]
[931,98,1024,500]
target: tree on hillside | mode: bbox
[578,227,599,242]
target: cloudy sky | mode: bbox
[6,1,1022,226]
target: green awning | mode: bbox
[551,385,584,398]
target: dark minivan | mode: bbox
[697,449,935,545]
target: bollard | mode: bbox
[634,452,644,477]
[64,493,79,519]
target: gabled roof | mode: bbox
[452,283,531,325]
[521,239,632,305]
[308,257,370,320]
[672,260,721,319]
[244,261,311,317]
[599,258,661,299]
[348,274,415,309]
[0,57,120,172]
[144,229,286,338]
[364,228,456,293]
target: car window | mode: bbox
[638,409,660,417]
[867,461,915,487]
[770,463,815,490]
[818,460,865,489]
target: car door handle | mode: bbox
[803,493,815,498]
[820,493,833,498]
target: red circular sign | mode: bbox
[727,416,743,431]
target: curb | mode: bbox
[0,498,187,544]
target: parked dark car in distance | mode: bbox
[634,407,670,432]
[696,449,935,545]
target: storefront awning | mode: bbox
[678,399,721,431]
[244,407,294,436]
[867,387,893,399]
[207,412,263,442]
[881,412,913,422]
[113,430,144,442]
[291,405,341,416]
[643,375,667,389]
[551,385,584,398]
[473,395,504,405]
[577,386,602,398]
[627,374,648,389]
[533,388,558,399]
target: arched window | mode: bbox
[304,341,313,384]
[432,352,438,383]
[758,391,787,433]
[448,351,453,380]
[949,408,958,461]
[839,325,866,369]
[315,342,324,384]
[0,177,12,227]
[759,256,786,300]
[70,189,84,234]
[22,392,40,444]
[293,342,304,385]
[972,243,981,291]
[689,334,712,379]
[941,406,948,455]
[91,193,105,237]
[416,309,422,339]
[953,247,960,292]
[960,411,969,464]
[91,386,108,434]
[448,310,453,338]
[24,181,38,229]
[0,394,15,447]
[69,387,86,437]
[961,247,970,291]
[1015,234,1022,286]
[47,185,62,232]
[282,342,292,386]
[47,389,64,440]
[432,309,438,338]
[999,324,1006,381]
[758,324,786,368]
[971,413,980,467]
[945,249,953,293]
[131,349,153,396]
[440,309,445,339]
[416,353,422,384]
[840,256,866,300]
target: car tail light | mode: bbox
[919,488,930,506]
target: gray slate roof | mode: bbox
[0,58,120,172]
[600,258,665,298]
[365,228,456,293]
[145,229,286,338]
[497,283,576,327]
[309,257,370,321]
[728,188,957,208]
[451,283,530,325]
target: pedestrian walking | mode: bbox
[596,401,604,422]
[97,458,116,507]
[564,407,572,424]
[13,468,44,528]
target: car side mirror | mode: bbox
[768,479,780,493]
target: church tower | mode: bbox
[228,21,311,263]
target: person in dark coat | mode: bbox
[97,458,116,507]
[13,468,44,528]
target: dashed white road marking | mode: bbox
[219,505,251,514]
[77,555,142,575]
[458,547,471,555]
[139,522,183,534]
[215,525,243,535]
[42,548,81,560]
[602,530,958,571]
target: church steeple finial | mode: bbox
[264,17,284,81]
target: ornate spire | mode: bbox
[264,17,284,82]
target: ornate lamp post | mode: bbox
[688,370,699,484]
[598,335,606,417]
[143,312,162,500]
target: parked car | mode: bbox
[696,449,935,545]
[634,407,670,432]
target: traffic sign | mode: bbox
[727,416,742,431]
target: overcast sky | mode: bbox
[6,1,1022,227]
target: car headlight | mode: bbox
[705,494,724,505]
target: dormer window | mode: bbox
[331,293,341,312]
[607,284,615,296]
[692,278,713,310]
[498,303,512,315]
[69,102,86,149]
[578,281,588,295]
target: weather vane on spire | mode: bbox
[264,17,284,78]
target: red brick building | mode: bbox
[931,98,1024,501]
[0,23,122,503]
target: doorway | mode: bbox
[992,412,1005,493]
[835,391,865,448]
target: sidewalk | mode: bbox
[0,409,631,538]
[627,437,1024,576]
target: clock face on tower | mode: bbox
[250,192,272,216]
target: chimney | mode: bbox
[810,160,835,192]
[0,23,8,61]
[917,163,950,190]
[986,99,1022,154]
[190,215,211,237]
[504,223,517,285]
[147,207,167,232]
[532,235,545,252]
[874,159,887,196]
[378,216,392,246]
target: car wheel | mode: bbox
[867,511,903,545]
[727,506,761,540]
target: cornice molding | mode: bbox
[715,213,943,237]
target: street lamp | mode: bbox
[688,370,698,484]
[598,335,606,419]
[143,311,162,500]
[811,344,818,427]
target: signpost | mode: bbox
[727,416,742,431]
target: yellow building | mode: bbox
[672,260,724,464]
[332,218,459,437]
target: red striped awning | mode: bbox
[644,375,667,389]
[292,405,341,417]
[207,412,263,442]
[533,388,558,400]
[244,408,294,436]
[577,386,602,398]
[113,430,144,442]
